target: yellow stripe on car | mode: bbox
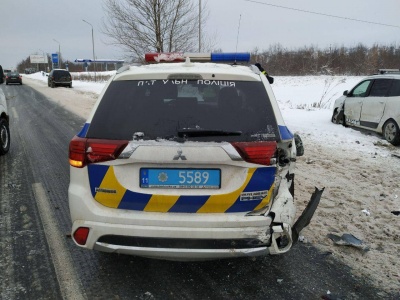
[253,184,274,211]
[196,168,256,213]
[144,195,181,212]
[94,166,127,208]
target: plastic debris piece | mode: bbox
[277,279,283,284]
[361,209,370,216]
[327,233,369,252]
[391,211,400,216]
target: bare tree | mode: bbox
[102,0,211,60]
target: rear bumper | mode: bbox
[72,218,271,261]
[68,169,323,260]
[69,164,279,260]
[94,243,269,261]
[70,177,275,260]
[54,81,71,86]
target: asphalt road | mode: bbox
[0,83,394,300]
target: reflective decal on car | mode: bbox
[88,165,275,213]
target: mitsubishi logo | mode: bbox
[173,149,187,160]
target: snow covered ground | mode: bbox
[23,72,400,294]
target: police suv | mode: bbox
[68,52,323,260]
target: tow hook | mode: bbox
[269,223,293,255]
[292,187,325,244]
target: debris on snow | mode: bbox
[391,153,400,159]
[298,235,308,243]
[361,209,370,216]
[327,233,369,252]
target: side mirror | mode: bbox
[294,133,304,157]
[343,90,348,96]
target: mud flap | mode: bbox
[292,187,324,244]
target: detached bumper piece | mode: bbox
[292,187,324,244]
[268,187,324,255]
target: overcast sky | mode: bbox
[1,0,399,69]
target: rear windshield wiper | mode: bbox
[177,128,242,138]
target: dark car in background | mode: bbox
[48,69,72,88]
[6,72,22,85]
[0,65,4,84]
[24,68,36,74]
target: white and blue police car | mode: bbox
[68,52,323,260]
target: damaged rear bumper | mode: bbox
[268,187,324,255]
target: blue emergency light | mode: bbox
[211,53,250,62]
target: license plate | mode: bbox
[140,168,220,189]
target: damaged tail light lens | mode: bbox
[231,141,277,165]
[69,136,128,168]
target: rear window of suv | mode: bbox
[86,80,279,142]
[53,70,71,80]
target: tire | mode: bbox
[383,119,400,146]
[51,82,55,88]
[0,118,10,155]
[331,108,344,124]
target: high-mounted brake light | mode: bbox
[231,141,277,166]
[145,52,250,63]
[69,136,129,168]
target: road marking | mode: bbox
[11,107,19,120]
[32,183,85,300]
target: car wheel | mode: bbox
[383,119,400,146]
[51,82,55,88]
[69,84,72,88]
[331,108,344,124]
[6,82,8,85]
[331,109,339,123]
[0,118,10,155]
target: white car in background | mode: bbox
[332,69,400,145]
[0,86,10,155]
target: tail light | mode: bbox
[69,136,128,168]
[231,141,277,165]
[73,227,90,245]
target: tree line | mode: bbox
[250,43,400,76]
[17,42,399,76]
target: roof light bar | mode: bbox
[145,52,250,63]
